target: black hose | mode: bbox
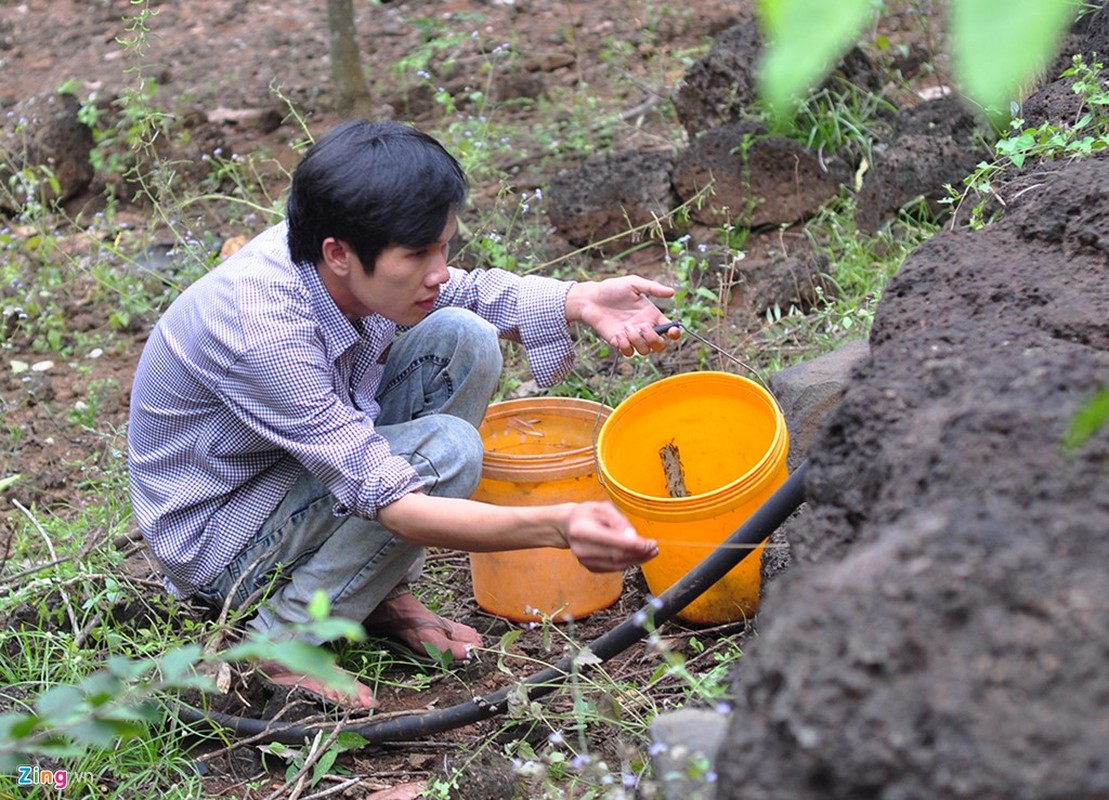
[172,460,809,745]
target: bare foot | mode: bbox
[363,592,483,661]
[256,660,376,710]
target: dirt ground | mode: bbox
[1,0,754,511]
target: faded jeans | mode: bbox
[194,308,501,644]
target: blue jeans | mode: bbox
[195,308,501,643]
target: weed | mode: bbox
[944,54,1109,229]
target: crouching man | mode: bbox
[128,119,676,709]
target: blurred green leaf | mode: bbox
[102,700,162,726]
[159,643,203,682]
[951,0,1074,120]
[757,0,873,117]
[0,710,41,741]
[106,654,157,681]
[1064,387,1109,450]
[68,717,144,748]
[36,685,83,722]
[307,589,331,621]
[224,638,355,693]
[22,737,85,759]
[307,616,365,643]
[79,671,123,706]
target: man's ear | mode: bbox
[320,237,354,277]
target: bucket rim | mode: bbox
[479,396,612,482]
[595,371,789,515]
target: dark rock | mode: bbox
[724,245,834,329]
[673,121,850,229]
[673,14,883,141]
[650,708,729,800]
[855,96,991,233]
[1020,76,1084,129]
[672,18,762,140]
[443,749,522,800]
[546,149,680,251]
[492,70,547,102]
[714,156,1109,800]
[1072,2,1109,62]
[0,92,93,208]
[769,338,869,469]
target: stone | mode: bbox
[713,155,1109,800]
[546,149,680,251]
[672,122,850,229]
[768,338,869,470]
[649,708,729,800]
[0,92,94,208]
[854,96,991,233]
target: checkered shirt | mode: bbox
[128,222,575,596]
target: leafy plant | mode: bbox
[1063,387,1109,450]
[944,53,1109,228]
[0,587,365,774]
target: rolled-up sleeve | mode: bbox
[437,266,576,386]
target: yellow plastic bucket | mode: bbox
[596,372,789,624]
[469,397,624,622]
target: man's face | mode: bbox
[324,213,455,326]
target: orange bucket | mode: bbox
[596,372,789,624]
[469,397,624,622]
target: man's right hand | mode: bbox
[563,501,659,573]
[377,492,658,571]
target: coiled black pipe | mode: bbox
[172,460,809,745]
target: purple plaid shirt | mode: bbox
[128,222,575,596]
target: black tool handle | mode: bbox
[654,321,681,334]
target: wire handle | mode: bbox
[654,321,767,386]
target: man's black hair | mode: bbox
[286,120,468,272]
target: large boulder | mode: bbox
[546,149,680,251]
[713,155,1109,800]
[672,17,763,140]
[672,16,882,141]
[854,95,991,233]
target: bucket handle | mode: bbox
[653,322,768,388]
[591,320,771,488]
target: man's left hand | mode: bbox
[565,276,680,356]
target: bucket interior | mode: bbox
[470,397,622,622]
[479,398,609,482]
[598,372,784,502]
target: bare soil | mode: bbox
[1,0,751,512]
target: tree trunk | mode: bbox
[326,0,375,119]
